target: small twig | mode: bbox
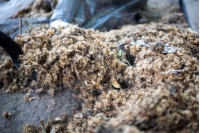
[19,18,22,34]
[125,59,131,66]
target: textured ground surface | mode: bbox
[0,89,75,133]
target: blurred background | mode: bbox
[0,0,198,39]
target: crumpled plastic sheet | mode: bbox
[50,19,72,29]
[134,40,149,47]
[169,69,184,74]
[0,0,147,38]
[163,43,177,53]
[0,0,34,21]
[50,0,147,31]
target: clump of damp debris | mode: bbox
[0,23,198,133]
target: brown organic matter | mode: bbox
[0,23,198,133]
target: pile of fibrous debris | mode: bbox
[0,23,198,133]
[0,47,32,93]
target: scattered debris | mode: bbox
[95,113,109,121]
[23,124,37,133]
[48,88,55,97]
[54,117,61,121]
[112,78,121,89]
[36,88,44,94]
[23,94,37,102]
[163,43,177,53]
[23,94,30,102]
[0,23,198,133]
[2,110,11,119]
[74,113,83,119]
[29,97,37,102]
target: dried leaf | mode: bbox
[112,78,121,89]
